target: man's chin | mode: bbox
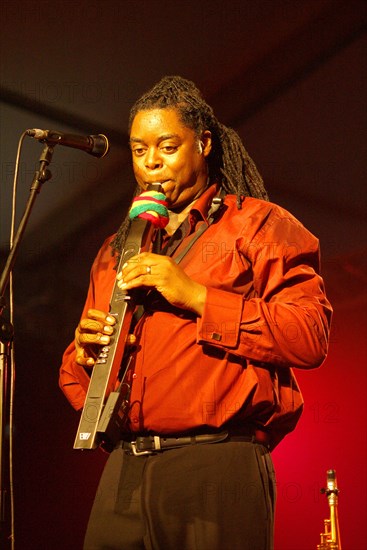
[167,197,195,214]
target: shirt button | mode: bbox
[132,417,139,423]
[132,373,137,379]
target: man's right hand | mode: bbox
[75,308,116,367]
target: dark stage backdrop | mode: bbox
[1,1,366,548]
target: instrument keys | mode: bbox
[96,346,110,364]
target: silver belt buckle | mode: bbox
[130,436,161,456]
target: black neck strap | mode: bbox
[156,195,224,264]
[173,196,223,265]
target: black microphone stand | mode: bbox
[0,143,54,546]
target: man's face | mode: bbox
[129,108,211,211]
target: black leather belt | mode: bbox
[119,430,269,456]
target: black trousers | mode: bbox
[83,440,276,550]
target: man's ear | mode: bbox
[200,130,212,157]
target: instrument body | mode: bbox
[73,216,156,451]
[317,469,342,550]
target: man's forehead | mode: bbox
[130,108,194,139]
[130,133,180,143]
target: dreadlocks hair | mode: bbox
[111,75,269,257]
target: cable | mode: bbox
[7,130,28,549]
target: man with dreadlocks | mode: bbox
[59,76,332,550]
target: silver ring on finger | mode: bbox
[146,265,151,275]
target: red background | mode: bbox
[273,289,367,549]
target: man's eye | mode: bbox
[161,146,177,153]
[133,148,145,156]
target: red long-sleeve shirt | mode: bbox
[59,185,332,448]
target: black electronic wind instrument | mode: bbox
[73,184,167,451]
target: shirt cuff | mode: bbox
[197,287,244,348]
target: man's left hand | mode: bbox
[117,252,206,316]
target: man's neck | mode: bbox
[165,200,197,236]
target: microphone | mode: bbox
[26,128,109,158]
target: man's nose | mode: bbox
[145,148,162,170]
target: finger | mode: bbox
[118,260,157,286]
[79,318,114,335]
[126,333,137,346]
[117,262,140,280]
[87,308,116,325]
[78,332,111,346]
[118,254,143,276]
[118,252,158,276]
[125,252,149,264]
[116,271,154,291]
[76,353,95,367]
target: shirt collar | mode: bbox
[165,183,219,236]
[188,183,220,228]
